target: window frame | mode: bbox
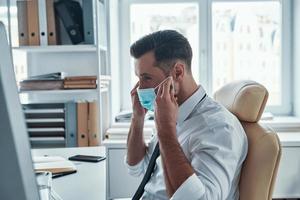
[119,0,292,115]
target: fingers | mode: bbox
[171,93,178,104]
[130,81,140,96]
[156,77,176,100]
[161,77,172,98]
[156,82,163,97]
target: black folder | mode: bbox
[54,0,84,44]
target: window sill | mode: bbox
[260,116,300,132]
[104,116,300,146]
[110,115,300,131]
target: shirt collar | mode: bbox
[177,86,206,126]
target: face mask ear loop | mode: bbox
[154,76,172,91]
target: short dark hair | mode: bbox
[130,30,193,74]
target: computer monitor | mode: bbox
[0,22,40,199]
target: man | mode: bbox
[126,30,248,200]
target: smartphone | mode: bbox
[68,155,106,163]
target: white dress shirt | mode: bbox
[125,86,248,200]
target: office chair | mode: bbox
[214,80,281,200]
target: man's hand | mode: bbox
[127,82,147,166]
[154,77,178,135]
[131,82,146,119]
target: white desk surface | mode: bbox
[31,147,106,200]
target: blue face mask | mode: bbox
[137,88,156,111]
[137,77,173,111]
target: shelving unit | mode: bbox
[19,89,99,94]
[4,0,111,147]
[12,44,97,52]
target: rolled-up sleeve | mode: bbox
[124,135,157,177]
[124,154,150,177]
[171,173,205,200]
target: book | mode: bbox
[33,156,76,174]
[64,76,97,81]
[64,84,97,89]
[63,76,97,89]
[19,79,64,91]
[64,80,96,85]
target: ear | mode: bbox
[173,62,185,81]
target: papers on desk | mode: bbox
[33,156,77,174]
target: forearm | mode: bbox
[127,117,147,165]
[160,153,175,197]
[158,125,194,194]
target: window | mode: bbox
[129,3,199,88]
[212,1,282,106]
[120,0,291,115]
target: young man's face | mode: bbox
[134,51,167,89]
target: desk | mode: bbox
[104,133,300,199]
[31,133,300,199]
[31,147,106,200]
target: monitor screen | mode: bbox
[0,21,40,200]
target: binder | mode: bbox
[82,0,94,44]
[97,1,107,46]
[27,0,40,45]
[77,102,89,147]
[46,0,57,45]
[65,102,77,147]
[38,0,47,45]
[88,101,100,146]
[17,0,29,46]
[54,0,84,44]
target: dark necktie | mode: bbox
[132,142,160,200]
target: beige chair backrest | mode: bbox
[213,80,281,200]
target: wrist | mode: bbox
[131,115,145,125]
[157,123,177,138]
[156,121,176,131]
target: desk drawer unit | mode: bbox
[273,147,300,198]
[23,102,77,148]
